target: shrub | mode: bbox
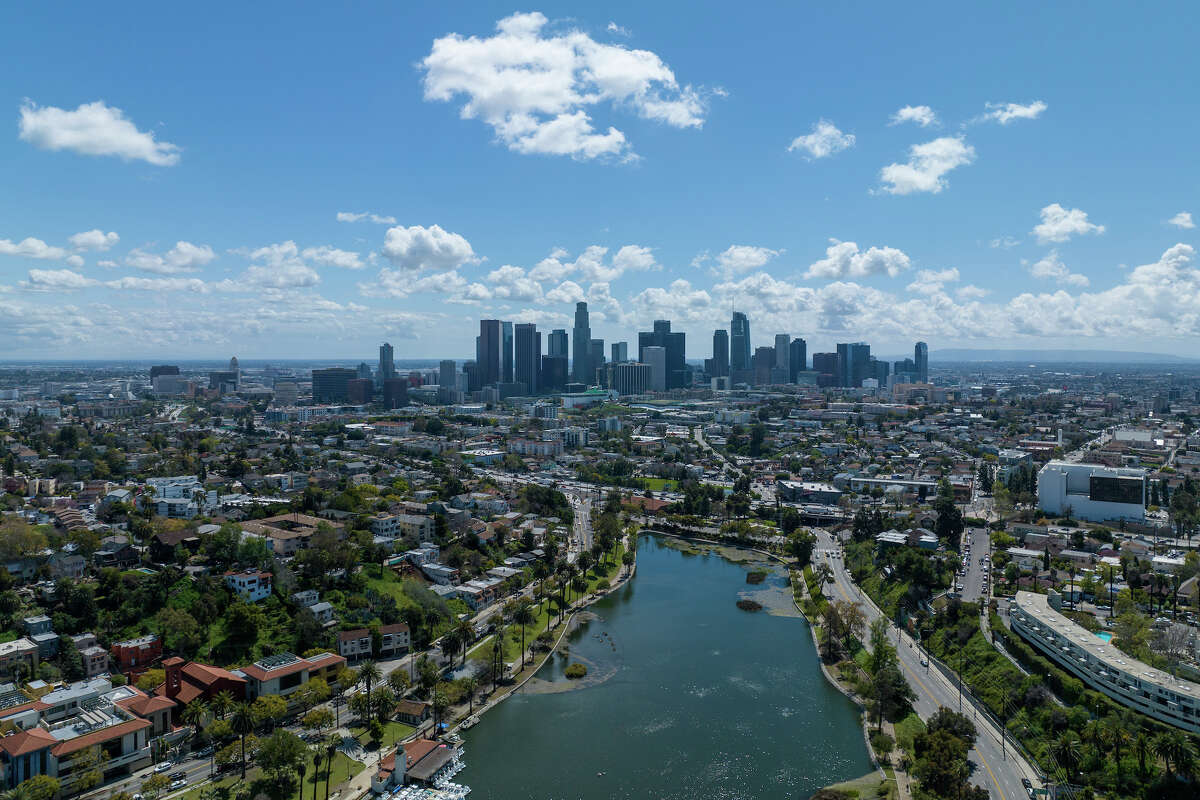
[564,662,588,679]
[736,599,763,612]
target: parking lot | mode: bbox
[956,527,991,603]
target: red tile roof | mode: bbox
[51,718,152,757]
[0,727,57,757]
[238,660,308,682]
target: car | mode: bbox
[154,762,174,773]
[194,746,214,758]
[170,771,187,781]
[956,583,964,591]
[920,655,929,666]
[170,779,188,790]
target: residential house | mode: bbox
[224,569,273,602]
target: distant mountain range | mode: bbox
[930,348,1199,364]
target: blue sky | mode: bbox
[2,2,1198,359]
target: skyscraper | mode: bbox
[501,322,514,384]
[730,312,751,373]
[378,342,395,382]
[590,339,605,385]
[611,341,628,363]
[312,367,355,403]
[638,320,687,389]
[515,323,541,395]
[572,302,591,384]
[477,319,502,387]
[644,346,667,392]
[774,334,790,370]
[836,342,871,388]
[548,328,568,357]
[439,359,456,389]
[711,329,729,378]
[789,337,807,382]
[915,341,929,383]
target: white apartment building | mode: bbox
[1010,591,1200,733]
[1037,461,1146,522]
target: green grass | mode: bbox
[893,712,925,756]
[349,720,415,748]
[641,477,677,492]
[822,770,897,800]
[179,750,358,800]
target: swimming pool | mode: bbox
[1095,631,1113,644]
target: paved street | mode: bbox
[958,527,991,604]
[813,529,1039,800]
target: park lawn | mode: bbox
[349,720,416,749]
[181,749,360,800]
[822,771,897,800]
[641,477,676,491]
[893,711,926,755]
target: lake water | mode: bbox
[458,534,872,799]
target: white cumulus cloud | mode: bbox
[806,240,911,280]
[1028,250,1089,287]
[906,268,960,294]
[712,245,782,276]
[878,137,975,195]
[337,211,397,224]
[976,100,1047,125]
[301,245,364,270]
[19,100,181,165]
[1168,212,1194,230]
[0,237,70,261]
[69,229,119,251]
[420,11,710,161]
[889,105,938,127]
[787,119,855,159]
[1032,203,1105,244]
[125,241,215,274]
[381,224,478,272]
[21,269,98,292]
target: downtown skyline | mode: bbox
[3,3,1200,359]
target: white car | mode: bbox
[154,762,173,773]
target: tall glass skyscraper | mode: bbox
[572,302,591,384]
[915,341,929,383]
[711,329,729,377]
[514,323,540,394]
[730,311,751,373]
[378,342,395,382]
[501,321,514,383]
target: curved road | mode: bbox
[813,529,1040,800]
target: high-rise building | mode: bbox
[548,328,569,358]
[813,352,838,387]
[540,355,567,392]
[836,342,871,388]
[272,380,298,406]
[590,339,606,386]
[572,303,591,384]
[515,323,541,395]
[711,329,729,378]
[312,367,355,403]
[502,322,514,384]
[753,346,775,385]
[730,312,751,373]
[356,362,372,381]
[774,334,790,370]
[477,319,502,387]
[789,338,807,382]
[439,360,456,389]
[611,341,628,363]
[382,378,409,409]
[638,320,687,389]
[463,361,480,392]
[149,365,179,380]
[915,341,929,383]
[644,346,667,392]
[347,378,373,404]
[608,362,652,395]
[379,342,395,382]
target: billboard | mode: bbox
[1089,475,1143,505]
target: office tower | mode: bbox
[347,378,373,404]
[382,378,409,409]
[774,334,790,370]
[540,355,567,392]
[836,342,871,387]
[439,360,456,389]
[644,346,667,392]
[501,322,514,383]
[149,365,179,380]
[272,380,298,406]
[572,302,591,384]
[753,346,775,385]
[730,312,751,373]
[356,362,372,381]
[611,341,628,363]
[711,329,729,378]
[789,338,807,382]
[312,367,355,403]
[915,341,929,382]
[548,328,569,357]
[608,362,652,395]
[515,323,541,395]
[229,356,239,385]
[813,352,838,387]
[893,357,916,380]
[638,320,687,389]
[870,357,890,383]
[590,339,605,385]
[463,361,479,392]
[379,342,395,382]
[477,319,502,387]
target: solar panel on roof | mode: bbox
[256,652,299,669]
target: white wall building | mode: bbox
[1036,461,1146,522]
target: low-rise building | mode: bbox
[224,569,273,602]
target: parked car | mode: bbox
[154,762,173,773]
[170,779,188,790]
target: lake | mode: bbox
[458,534,872,799]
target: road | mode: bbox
[693,426,741,477]
[958,527,991,604]
[813,530,1039,800]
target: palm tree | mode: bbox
[324,738,337,800]
[1052,733,1082,778]
[311,748,325,800]
[514,601,535,666]
[298,762,308,800]
[1105,718,1130,784]
[463,676,479,715]
[182,699,208,738]
[621,550,634,576]
[455,617,474,666]
[211,689,235,720]
[1135,731,1150,778]
[230,703,255,779]
[1154,731,1175,777]
[359,661,381,720]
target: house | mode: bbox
[372,739,460,792]
[336,624,409,660]
[0,639,38,678]
[81,646,109,678]
[47,552,86,580]
[337,629,372,661]
[309,602,335,625]
[93,536,138,569]
[111,634,162,674]
[240,513,344,556]
[224,569,273,602]
[393,698,431,727]
[150,528,201,562]
[235,651,347,704]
